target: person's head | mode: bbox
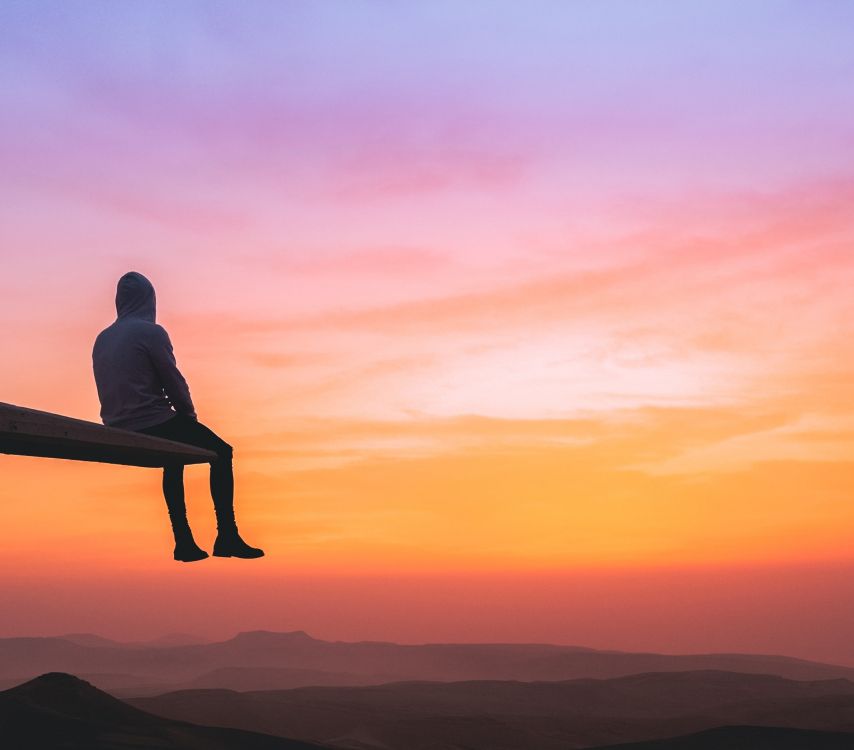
[115,271,156,321]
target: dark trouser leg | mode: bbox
[163,464,190,537]
[210,456,238,537]
[162,463,208,561]
[209,452,264,558]
[139,414,263,559]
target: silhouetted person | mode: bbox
[92,271,264,562]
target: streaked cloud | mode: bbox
[3,0,854,654]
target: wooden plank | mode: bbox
[0,402,217,467]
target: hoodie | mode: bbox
[92,272,196,431]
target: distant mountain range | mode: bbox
[6,631,854,748]
[2,629,853,696]
[130,669,854,749]
[59,632,208,649]
[5,671,854,750]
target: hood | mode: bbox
[115,271,156,321]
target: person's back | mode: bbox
[93,272,196,430]
[92,271,263,562]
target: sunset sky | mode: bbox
[3,2,854,663]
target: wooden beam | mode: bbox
[0,402,217,467]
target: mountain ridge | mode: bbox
[7,669,854,749]
[3,631,854,696]
[0,672,328,750]
[128,669,854,749]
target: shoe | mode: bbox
[170,517,208,562]
[173,540,209,563]
[212,532,265,559]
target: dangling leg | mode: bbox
[210,453,264,559]
[162,464,208,562]
[140,414,262,560]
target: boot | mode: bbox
[211,460,264,559]
[174,539,209,563]
[162,466,207,562]
[213,529,265,559]
[171,517,209,563]
[212,505,264,559]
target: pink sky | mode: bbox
[2,2,854,662]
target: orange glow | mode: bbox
[3,3,854,663]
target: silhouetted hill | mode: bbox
[590,725,854,749]
[3,631,854,693]
[8,670,854,750]
[0,672,327,750]
[129,670,854,749]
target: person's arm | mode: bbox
[148,325,197,418]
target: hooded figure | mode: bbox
[93,272,195,430]
[92,272,263,562]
